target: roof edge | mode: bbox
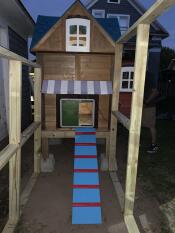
[85,0,169,38]
[16,0,35,25]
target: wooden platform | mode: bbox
[16,140,128,233]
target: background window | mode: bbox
[107,0,120,3]
[120,67,134,92]
[92,9,105,18]
[107,14,130,34]
[66,18,90,52]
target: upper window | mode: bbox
[92,9,105,18]
[107,0,120,4]
[66,18,90,52]
[107,14,130,34]
[120,67,134,92]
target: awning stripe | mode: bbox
[42,80,112,95]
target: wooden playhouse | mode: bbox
[31,0,121,162]
[0,0,175,232]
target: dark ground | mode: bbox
[116,120,175,233]
[0,120,175,232]
[0,137,34,232]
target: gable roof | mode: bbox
[85,0,169,37]
[31,0,121,51]
[31,15,120,50]
[31,16,59,50]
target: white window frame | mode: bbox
[120,67,134,92]
[66,18,90,52]
[92,9,105,18]
[107,14,130,34]
[107,0,120,4]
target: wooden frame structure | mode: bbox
[0,1,175,232]
[0,46,41,233]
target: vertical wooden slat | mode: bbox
[75,54,80,80]
[42,138,49,160]
[34,68,42,174]
[109,43,123,171]
[9,60,22,223]
[124,24,150,217]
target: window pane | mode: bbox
[108,14,117,18]
[79,25,87,35]
[108,0,120,3]
[70,37,77,46]
[130,81,133,89]
[79,37,86,47]
[119,16,129,27]
[122,81,128,89]
[123,72,129,80]
[130,72,134,80]
[70,25,77,35]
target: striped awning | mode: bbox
[42,80,113,95]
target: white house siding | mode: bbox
[0,25,9,141]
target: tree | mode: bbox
[160,47,175,70]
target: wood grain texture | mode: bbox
[9,60,22,223]
[124,24,150,217]
[34,68,42,174]
[109,44,123,171]
[41,53,113,130]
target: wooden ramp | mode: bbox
[72,128,102,224]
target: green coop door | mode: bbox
[60,99,95,127]
[61,100,79,127]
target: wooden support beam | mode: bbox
[117,0,175,43]
[0,123,40,171]
[9,60,22,224]
[112,111,130,130]
[34,68,42,174]
[124,215,140,233]
[0,145,18,171]
[42,130,109,139]
[0,45,39,68]
[42,138,49,160]
[124,24,150,217]
[21,122,41,147]
[109,43,123,171]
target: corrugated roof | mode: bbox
[31,15,121,50]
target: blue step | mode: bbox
[75,146,97,156]
[74,158,98,170]
[75,135,96,143]
[72,128,102,225]
[72,207,102,224]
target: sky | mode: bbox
[22,0,175,49]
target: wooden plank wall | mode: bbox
[39,53,114,130]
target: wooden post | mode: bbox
[124,24,150,217]
[9,60,22,223]
[109,43,123,171]
[34,68,42,174]
[42,138,49,160]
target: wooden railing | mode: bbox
[0,45,41,233]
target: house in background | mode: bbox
[0,0,35,141]
[85,0,169,116]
